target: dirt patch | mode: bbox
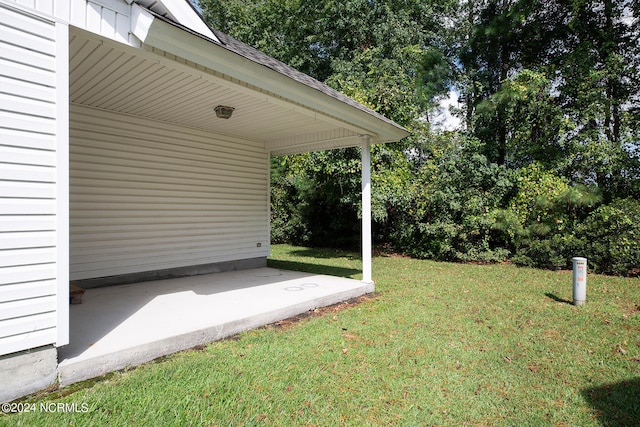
[266,293,376,330]
[373,249,411,259]
[627,268,640,278]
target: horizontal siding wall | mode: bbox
[0,2,59,356]
[5,0,136,46]
[70,104,270,281]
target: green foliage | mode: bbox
[270,140,422,250]
[200,0,458,125]
[270,149,362,248]
[327,45,424,125]
[507,163,571,227]
[397,136,514,262]
[577,198,640,276]
[495,164,601,270]
[456,0,640,200]
[510,233,584,271]
[416,47,457,111]
[269,157,306,245]
[200,0,330,79]
[198,0,640,275]
[551,0,640,200]
[476,70,567,168]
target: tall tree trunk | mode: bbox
[497,34,510,165]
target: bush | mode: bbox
[270,150,362,248]
[496,164,602,270]
[399,138,515,262]
[577,198,640,275]
[511,232,583,270]
[508,162,570,226]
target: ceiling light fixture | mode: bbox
[214,105,235,119]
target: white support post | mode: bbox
[361,136,373,284]
[55,21,70,346]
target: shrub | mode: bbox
[401,138,515,262]
[511,232,583,270]
[577,198,640,275]
[496,164,602,270]
[270,150,362,248]
[508,162,570,226]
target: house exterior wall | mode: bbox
[4,0,138,46]
[70,0,135,46]
[69,104,270,282]
[0,1,68,360]
[0,0,399,402]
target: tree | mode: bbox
[394,135,514,261]
[200,0,458,125]
[453,0,639,199]
[553,0,640,200]
[456,0,530,164]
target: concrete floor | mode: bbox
[57,268,372,386]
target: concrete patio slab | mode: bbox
[57,268,372,386]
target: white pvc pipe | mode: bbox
[573,257,587,305]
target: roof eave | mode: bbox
[130,5,410,145]
[133,0,220,42]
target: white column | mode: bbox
[56,22,70,346]
[361,136,373,284]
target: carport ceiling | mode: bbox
[69,28,362,153]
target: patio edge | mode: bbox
[58,281,373,386]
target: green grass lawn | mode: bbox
[3,244,639,426]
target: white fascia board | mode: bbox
[131,3,154,41]
[131,7,409,144]
[155,0,219,42]
[133,0,218,42]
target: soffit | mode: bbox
[70,28,366,155]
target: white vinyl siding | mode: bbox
[70,105,270,281]
[71,0,131,45]
[0,2,64,356]
[5,0,134,46]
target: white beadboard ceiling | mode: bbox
[69,28,364,155]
